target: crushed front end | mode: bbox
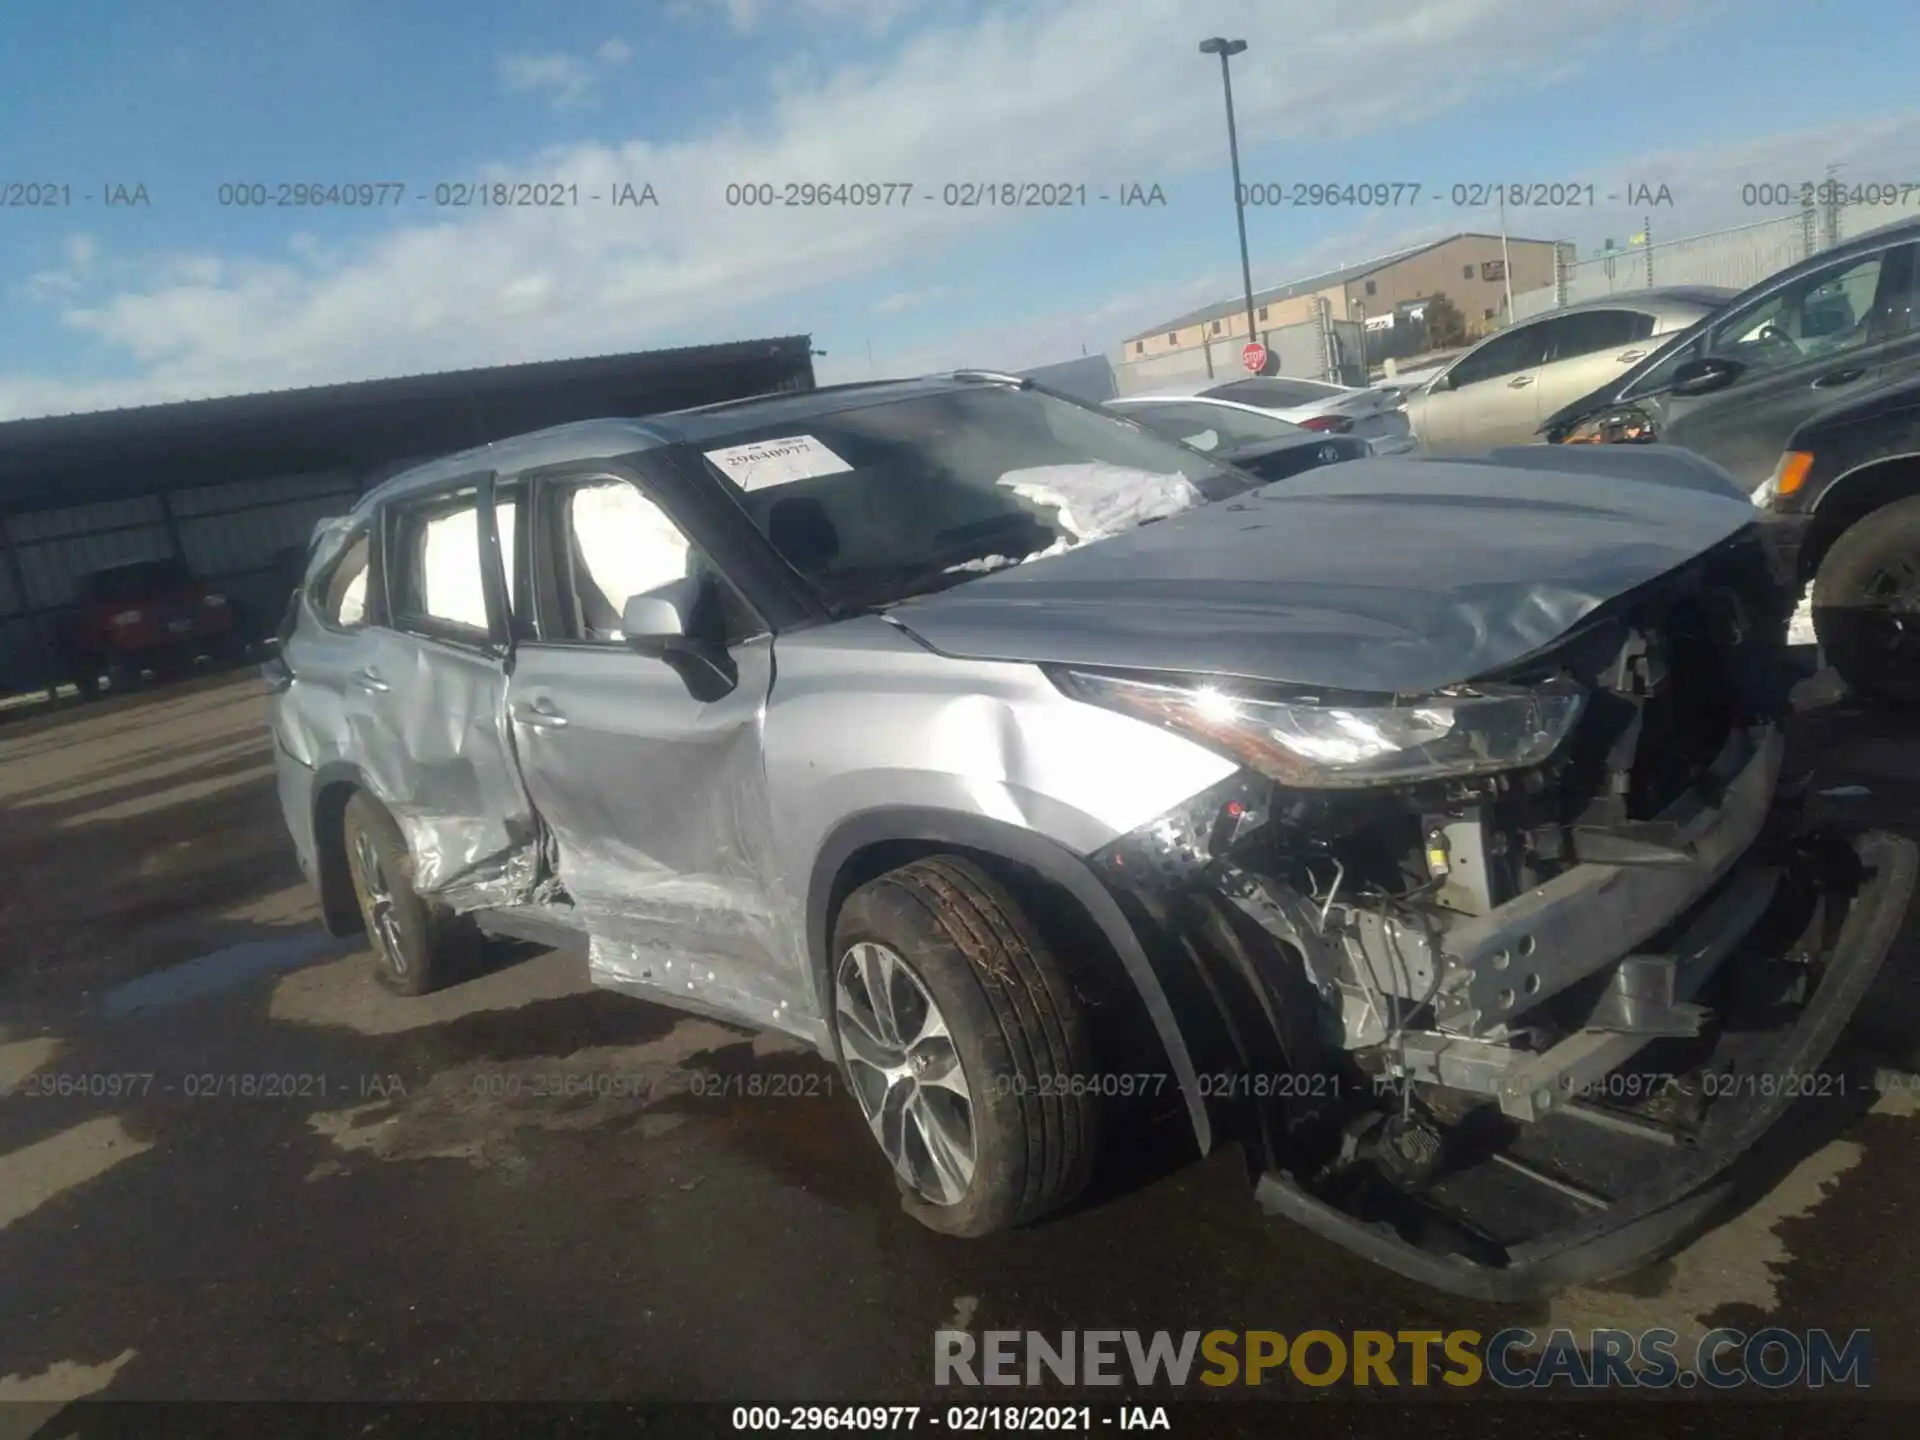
[1067,525,1917,1298]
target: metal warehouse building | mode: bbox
[0,336,816,697]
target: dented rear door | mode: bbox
[346,474,541,910]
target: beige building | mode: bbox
[1124,232,1564,360]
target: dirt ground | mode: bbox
[1,670,1918,1424]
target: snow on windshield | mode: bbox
[946,462,1203,575]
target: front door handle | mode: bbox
[1812,367,1866,389]
[513,699,570,729]
[1615,349,1647,363]
[351,667,389,694]
[1507,374,1534,388]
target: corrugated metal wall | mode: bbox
[0,467,362,694]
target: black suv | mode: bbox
[1543,215,1920,704]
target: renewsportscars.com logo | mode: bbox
[934,1327,1873,1390]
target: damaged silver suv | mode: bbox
[269,372,1914,1297]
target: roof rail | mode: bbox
[948,370,1033,388]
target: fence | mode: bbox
[1509,199,1920,322]
[1112,306,1364,395]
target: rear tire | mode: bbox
[1813,495,1920,708]
[341,792,476,996]
[830,855,1099,1237]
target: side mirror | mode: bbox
[619,593,688,649]
[1429,370,1455,393]
[1670,356,1742,398]
[620,576,738,702]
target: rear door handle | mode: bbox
[513,699,570,729]
[1615,349,1647,363]
[1507,375,1534,388]
[351,667,389,694]
[1812,367,1866,389]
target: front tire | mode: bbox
[831,855,1099,1237]
[341,792,474,995]
[1813,494,1920,708]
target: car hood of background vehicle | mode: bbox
[885,452,1761,694]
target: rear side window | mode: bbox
[1545,309,1656,361]
[386,486,515,640]
[314,531,372,629]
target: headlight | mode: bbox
[1053,670,1585,788]
[203,593,229,607]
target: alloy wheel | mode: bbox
[349,828,409,979]
[834,941,976,1206]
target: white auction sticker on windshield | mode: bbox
[703,434,853,491]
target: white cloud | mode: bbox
[496,38,633,108]
[873,286,944,313]
[9,0,1892,422]
[680,0,923,35]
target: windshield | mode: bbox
[691,385,1254,611]
[86,559,191,601]
[1114,401,1305,452]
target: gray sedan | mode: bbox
[1406,287,1736,451]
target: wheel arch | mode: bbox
[1802,451,1920,582]
[806,807,1212,1155]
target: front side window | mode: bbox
[689,386,1253,612]
[1702,251,1889,376]
[1445,322,1552,388]
[548,478,757,644]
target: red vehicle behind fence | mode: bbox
[57,558,242,695]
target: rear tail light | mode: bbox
[110,610,144,626]
[1298,415,1354,433]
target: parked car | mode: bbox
[268,372,1913,1299]
[1104,395,1370,479]
[1540,217,1920,704]
[1406,287,1736,451]
[58,557,240,695]
[1742,371,1920,705]
[1159,375,1419,454]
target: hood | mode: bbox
[886,451,1761,694]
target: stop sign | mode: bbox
[1241,341,1267,374]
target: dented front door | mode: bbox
[502,469,808,1035]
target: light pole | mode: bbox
[1199,37,1257,362]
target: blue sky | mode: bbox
[3,0,1918,417]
